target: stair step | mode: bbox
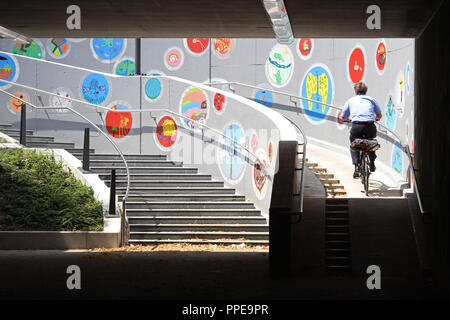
[326,199,349,205]
[118,187,235,195]
[0,129,34,135]
[305,163,318,168]
[120,194,246,202]
[326,225,349,233]
[91,167,198,174]
[129,224,269,232]
[99,174,212,181]
[325,233,350,241]
[125,209,262,217]
[325,211,348,219]
[319,179,340,184]
[23,141,76,149]
[7,134,54,143]
[127,216,267,224]
[326,257,352,263]
[128,239,269,245]
[310,167,327,173]
[327,190,347,195]
[326,248,351,257]
[66,148,95,154]
[323,185,345,190]
[73,154,167,161]
[129,231,269,241]
[87,160,183,167]
[326,218,349,225]
[108,180,225,188]
[325,204,349,211]
[0,123,12,129]
[315,173,334,179]
[125,201,256,209]
[326,241,351,249]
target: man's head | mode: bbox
[354,82,368,95]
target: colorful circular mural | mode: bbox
[180,87,209,129]
[300,64,334,124]
[7,92,28,114]
[155,116,178,150]
[91,38,126,62]
[213,92,226,114]
[254,89,273,108]
[164,47,184,71]
[47,38,70,59]
[347,44,366,84]
[396,71,405,118]
[385,92,396,131]
[50,87,73,112]
[265,44,294,88]
[405,62,411,93]
[375,41,387,75]
[268,141,274,163]
[253,150,269,199]
[217,122,246,184]
[81,73,110,105]
[212,38,233,59]
[105,102,133,139]
[0,53,19,88]
[114,58,135,76]
[12,40,44,59]
[145,77,163,102]
[296,38,314,60]
[391,141,403,175]
[184,38,210,56]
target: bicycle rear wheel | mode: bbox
[364,155,370,196]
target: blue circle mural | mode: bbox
[301,64,334,123]
[145,78,162,101]
[392,141,403,174]
[81,73,109,105]
[218,123,246,183]
[115,59,135,76]
[385,93,396,131]
[92,38,125,61]
[254,90,273,108]
[0,54,17,87]
[406,63,411,92]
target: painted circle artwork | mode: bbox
[212,38,233,58]
[391,141,403,175]
[268,141,274,163]
[114,59,135,76]
[105,103,133,139]
[217,122,246,184]
[254,89,273,108]
[8,92,28,114]
[301,64,334,123]
[184,38,210,56]
[180,87,209,129]
[145,77,163,101]
[0,53,19,88]
[296,38,314,60]
[213,92,226,114]
[385,93,396,131]
[91,38,126,62]
[347,45,366,84]
[265,44,294,88]
[12,40,44,59]
[48,38,70,59]
[375,41,387,75]
[164,47,184,71]
[81,73,109,105]
[405,119,409,143]
[396,71,405,113]
[406,62,411,92]
[50,87,73,112]
[155,116,177,149]
[250,133,259,153]
[253,150,269,199]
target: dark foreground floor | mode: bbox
[0,249,424,300]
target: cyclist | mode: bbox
[340,82,382,178]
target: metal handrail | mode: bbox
[1,79,269,173]
[0,87,131,245]
[208,81,428,217]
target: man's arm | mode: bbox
[373,99,382,121]
[341,100,351,122]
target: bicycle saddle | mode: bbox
[351,138,381,151]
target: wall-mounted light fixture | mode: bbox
[261,0,294,45]
[0,26,33,44]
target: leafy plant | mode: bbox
[0,149,104,231]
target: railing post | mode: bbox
[109,168,116,216]
[19,102,26,146]
[82,127,90,171]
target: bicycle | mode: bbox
[351,139,380,196]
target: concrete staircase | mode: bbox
[0,124,269,245]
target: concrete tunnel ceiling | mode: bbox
[0,0,444,39]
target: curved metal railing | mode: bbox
[0,85,131,244]
[207,81,427,217]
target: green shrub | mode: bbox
[0,148,103,231]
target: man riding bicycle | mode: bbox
[340,82,382,178]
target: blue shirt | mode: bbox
[342,95,382,122]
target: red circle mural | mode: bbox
[156,116,177,148]
[298,39,312,58]
[214,92,226,112]
[376,42,387,72]
[348,47,365,84]
[105,104,132,138]
[185,38,209,55]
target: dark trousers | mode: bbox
[349,122,377,166]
